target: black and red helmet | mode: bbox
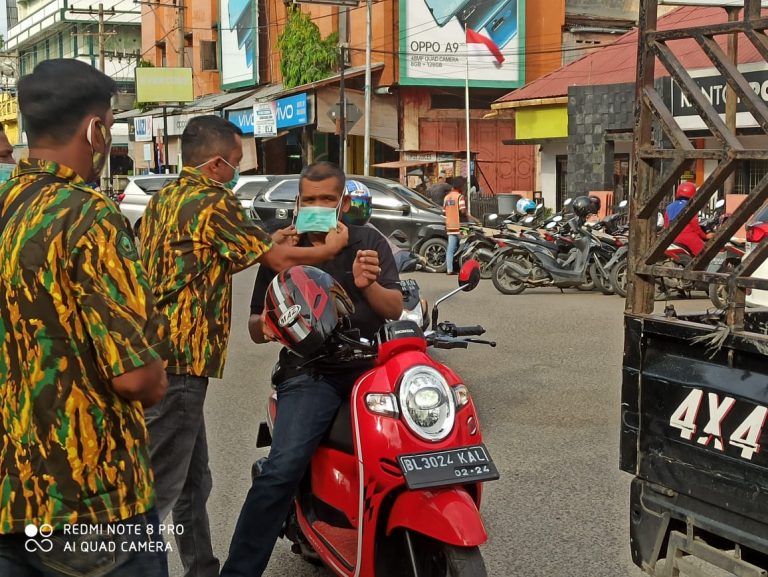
[263,266,354,358]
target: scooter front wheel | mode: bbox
[413,539,487,577]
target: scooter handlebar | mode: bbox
[451,325,486,337]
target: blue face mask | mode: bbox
[196,157,239,190]
[225,167,240,190]
[295,196,343,234]
[0,163,15,185]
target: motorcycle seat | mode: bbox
[321,398,354,455]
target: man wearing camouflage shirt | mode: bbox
[0,60,169,576]
[139,115,347,577]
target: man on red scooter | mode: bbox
[220,162,403,577]
[664,181,714,256]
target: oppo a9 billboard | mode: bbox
[220,0,258,89]
[399,0,525,88]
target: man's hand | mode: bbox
[323,222,349,256]
[271,225,298,246]
[353,249,381,289]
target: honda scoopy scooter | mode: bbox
[255,260,498,576]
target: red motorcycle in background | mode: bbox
[255,260,498,576]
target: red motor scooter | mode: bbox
[255,260,498,576]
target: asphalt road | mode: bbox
[166,268,710,577]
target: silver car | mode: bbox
[119,173,256,235]
[119,174,178,234]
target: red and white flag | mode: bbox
[466,28,505,66]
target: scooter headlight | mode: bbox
[399,365,455,442]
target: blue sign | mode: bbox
[226,92,309,136]
[275,93,308,130]
[227,108,254,134]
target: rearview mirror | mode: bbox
[619,200,628,208]
[546,221,558,230]
[458,259,481,291]
[564,198,573,206]
[486,213,498,223]
[553,215,563,222]
[715,199,726,209]
[524,216,535,224]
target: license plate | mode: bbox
[397,445,500,490]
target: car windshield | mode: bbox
[386,183,440,211]
[268,180,300,202]
[132,176,177,193]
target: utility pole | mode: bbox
[363,0,371,176]
[70,4,117,193]
[70,4,117,72]
[338,5,348,172]
[177,0,185,66]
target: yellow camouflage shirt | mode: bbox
[140,167,272,378]
[0,159,168,534]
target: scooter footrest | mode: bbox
[311,521,358,569]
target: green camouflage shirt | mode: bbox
[0,159,168,533]
[140,167,272,378]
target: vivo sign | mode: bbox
[227,93,309,135]
[275,94,308,129]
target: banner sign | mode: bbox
[399,0,525,88]
[134,116,153,142]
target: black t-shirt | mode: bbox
[250,225,400,381]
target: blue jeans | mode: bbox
[446,233,460,273]
[144,374,219,577]
[220,372,350,577]
[0,510,168,577]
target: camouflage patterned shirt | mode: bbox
[140,167,272,379]
[0,159,168,534]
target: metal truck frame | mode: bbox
[625,1,768,575]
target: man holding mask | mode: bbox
[140,117,349,577]
[221,161,402,577]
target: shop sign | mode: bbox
[404,152,437,162]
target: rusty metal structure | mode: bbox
[629,0,768,330]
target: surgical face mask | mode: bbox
[86,118,112,179]
[0,163,15,184]
[295,195,343,234]
[196,157,240,190]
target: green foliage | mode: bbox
[277,7,338,88]
[137,59,154,68]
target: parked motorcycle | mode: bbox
[255,260,499,576]
[490,214,598,295]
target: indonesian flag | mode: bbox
[466,28,505,66]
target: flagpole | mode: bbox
[464,28,472,217]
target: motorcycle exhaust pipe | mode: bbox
[500,260,530,281]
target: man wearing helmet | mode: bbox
[221,161,403,577]
[664,181,713,256]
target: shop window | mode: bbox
[734,159,768,194]
[200,41,217,71]
[614,154,630,203]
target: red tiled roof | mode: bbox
[496,6,768,105]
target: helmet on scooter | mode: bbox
[571,196,594,218]
[263,266,355,358]
[676,181,696,200]
[588,195,601,215]
[516,198,536,215]
[341,180,372,226]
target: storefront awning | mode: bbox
[182,90,257,113]
[372,160,430,169]
[223,63,385,112]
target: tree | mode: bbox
[277,7,338,88]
